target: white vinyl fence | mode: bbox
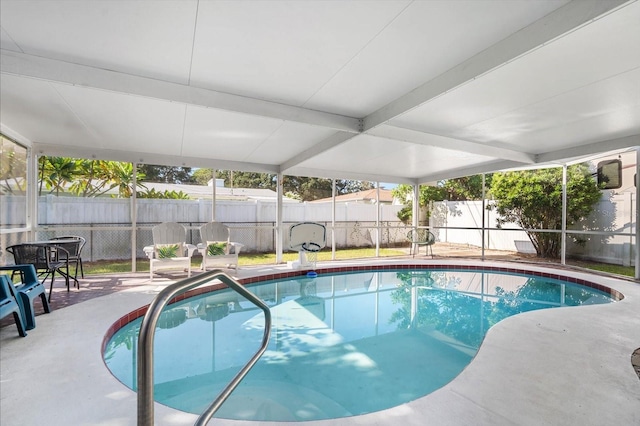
[431,193,637,266]
[2,193,635,265]
[1,196,407,262]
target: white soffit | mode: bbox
[181,106,285,161]
[190,0,410,107]
[0,0,638,184]
[289,134,498,180]
[389,0,640,152]
[53,83,187,155]
[0,0,198,84]
[180,108,340,165]
[243,122,339,165]
[305,0,570,117]
[0,74,93,146]
[444,69,640,149]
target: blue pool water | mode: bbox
[104,269,614,421]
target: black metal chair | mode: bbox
[50,236,86,279]
[6,243,71,302]
[407,228,436,258]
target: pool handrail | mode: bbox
[137,269,272,426]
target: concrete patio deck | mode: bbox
[1,258,639,425]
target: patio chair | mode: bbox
[197,221,244,270]
[407,228,436,258]
[7,243,71,302]
[143,222,196,280]
[50,236,86,279]
[0,264,51,330]
[0,274,27,337]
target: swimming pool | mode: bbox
[103,267,617,421]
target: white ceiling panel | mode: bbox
[1,0,638,185]
[305,0,570,117]
[0,27,20,51]
[294,134,495,180]
[448,68,640,151]
[494,105,640,151]
[181,106,285,161]
[390,1,640,145]
[243,122,339,165]
[53,84,187,155]
[0,0,198,84]
[0,74,95,146]
[190,0,409,107]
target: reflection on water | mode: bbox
[104,270,613,421]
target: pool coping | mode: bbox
[2,258,639,426]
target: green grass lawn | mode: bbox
[82,248,406,275]
[570,261,635,278]
[81,249,638,278]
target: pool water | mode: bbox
[104,269,614,421]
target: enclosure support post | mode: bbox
[629,191,633,267]
[413,184,419,229]
[212,169,216,222]
[276,172,284,264]
[413,184,419,256]
[375,182,380,257]
[481,173,486,261]
[131,162,137,272]
[561,164,567,265]
[27,151,38,241]
[634,147,640,280]
[332,179,336,260]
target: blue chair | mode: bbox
[0,275,27,337]
[0,264,51,330]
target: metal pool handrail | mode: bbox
[137,270,272,426]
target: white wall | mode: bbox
[430,200,536,254]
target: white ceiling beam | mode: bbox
[363,0,630,132]
[536,134,640,164]
[1,50,361,133]
[31,143,280,173]
[279,131,356,172]
[368,125,536,164]
[417,160,524,183]
[1,124,33,148]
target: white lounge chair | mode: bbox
[143,222,197,280]
[197,221,244,270]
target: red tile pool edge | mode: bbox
[100,264,624,353]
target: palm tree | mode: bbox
[0,145,27,194]
[39,157,79,195]
[39,157,146,198]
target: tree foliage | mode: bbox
[0,142,27,194]
[444,175,491,201]
[137,164,194,184]
[37,157,147,198]
[33,158,377,201]
[192,168,215,185]
[489,164,601,258]
[192,169,374,201]
[392,175,489,224]
[221,170,275,189]
[137,188,190,199]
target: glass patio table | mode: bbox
[7,240,79,301]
